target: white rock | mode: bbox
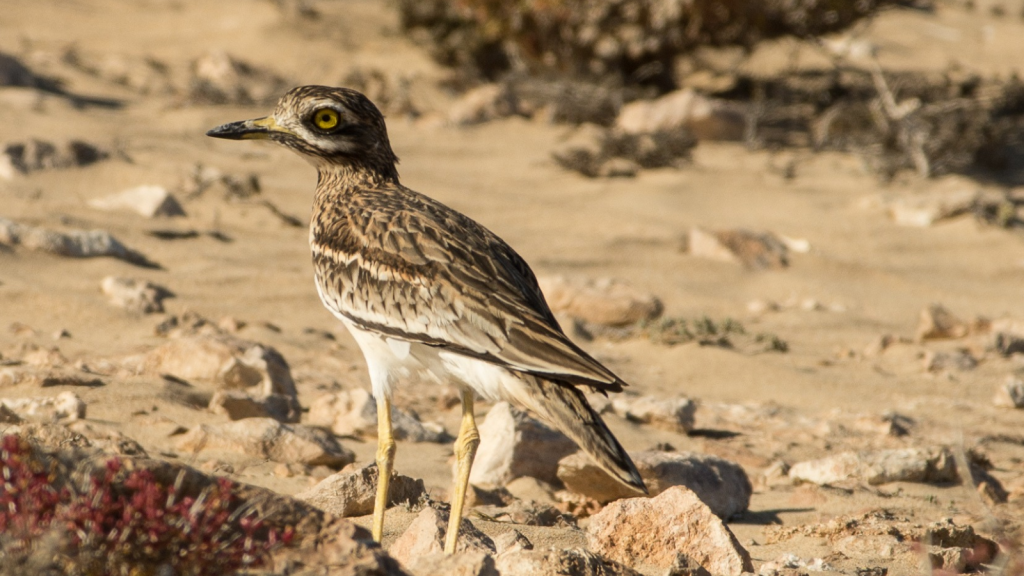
[88,185,185,218]
[916,304,969,341]
[610,393,696,433]
[789,448,956,486]
[586,486,753,575]
[208,389,299,423]
[448,83,518,126]
[616,88,746,141]
[469,402,577,487]
[886,189,977,227]
[1,391,86,422]
[101,276,172,313]
[994,376,1024,408]
[685,227,788,269]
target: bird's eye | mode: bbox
[313,108,340,130]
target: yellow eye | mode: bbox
[313,108,340,130]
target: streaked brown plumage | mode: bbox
[207,85,645,552]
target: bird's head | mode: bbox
[207,85,398,178]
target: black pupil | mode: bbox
[320,113,331,123]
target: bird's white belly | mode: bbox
[339,319,519,403]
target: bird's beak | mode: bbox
[206,116,290,140]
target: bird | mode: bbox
[207,85,646,553]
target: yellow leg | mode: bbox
[371,395,395,544]
[444,390,479,555]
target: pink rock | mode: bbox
[586,486,752,575]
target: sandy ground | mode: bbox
[2,1,1024,574]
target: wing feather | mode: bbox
[312,185,625,393]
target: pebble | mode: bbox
[609,393,696,433]
[88,185,186,218]
[885,188,977,227]
[0,217,156,267]
[403,550,497,576]
[101,276,173,314]
[616,88,746,141]
[586,486,753,575]
[994,376,1024,408]
[208,389,299,423]
[0,138,108,178]
[788,447,957,486]
[684,227,789,270]
[448,83,519,125]
[916,304,969,341]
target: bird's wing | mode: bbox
[311,186,625,393]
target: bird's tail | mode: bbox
[518,378,647,494]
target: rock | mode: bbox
[175,418,354,467]
[189,50,290,105]
[388,505,495,566]
[470,402,578,487]
[993,331,1024,356]
[609,393,696,433]
[557,451,751,518]
[0,217,156,267]
[140,336,299,410]
[0,404,23,423]
[537,276,662,327]
[448,83,519,125]
[616,88,745,141]
[684,227,788,270]
[403,551,498,576]
[307,388,448,442]
[586,486,753,575]
[1,391,86,422]
[789,448,956,486]
[916,304,969,341]
[493,530,533,555]
[759,554,832,574]
[0,139,108,177]
[295,463,425,517]
[208,389,299,423]
[921,348,974,368]
[101,276,173,313]
[88,185,186,218]
[994,376,1024,408]
[922,349,977,372]
[885,189,977,227]
[494,547,642,576]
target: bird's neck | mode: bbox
[315,163,400,196]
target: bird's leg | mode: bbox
[371,395,395,543]
[444,389,480,555]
